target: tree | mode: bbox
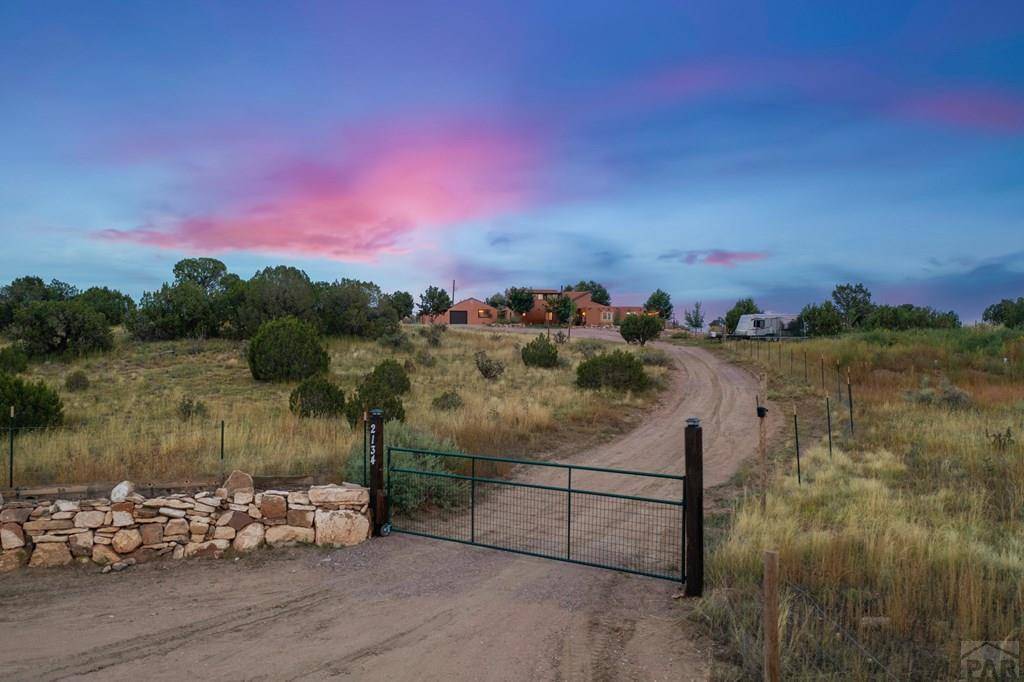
[831,282,874,329]
[12,301,113,357]
[546,293,576,327]
[619,314,664,345]
[173,257,228,294]
[389,291,415,319]
[983,297,1024,329]
[567,280,610,306]
[0,276,75,329]
[247,317,329,381]
[505,287,534,319]
[237,265,317,337]
[864,304,960,331]
[798,301,843,337]
[417,286,453,322]
[486,292,507,309]
[316,279,395,338]
[0,373,63,428]
[644,289,673,320]
[126,281,219,341]
[683,302,705,331]
[724,298,761,334]
[76,286,136,325]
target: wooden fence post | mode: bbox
[368,408,386,535]
[684,417,704,597]
[763,550,781,682]
[757,404,769,512]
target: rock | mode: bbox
[286,509,314,528]
[0,548,29,572]
[111,510,134,527]
[308,484,369,506]
[73,511,106,529]
[212,526,235,540]
[260,494,287,519]
[216,511,254,531]
[111,528,143,554]
[1,523,26,550]
[233,490,254,505]
[54,499,80,513]
[110,480,134,502]
[158,507,187,519]
[111,500,134,512]
[29,542,72,568]
[24,519,74,532]
[171,545,185,560]
[93,534,112,545]
[188,520,209,535]
[140,523,163,545]
[232,523,265,553]
[135,516,168,524]
[68,531,94,557]
[52,511,76,520]
[0,507,32,524]
[184,540,225,559]
[314,509,370,547]
[265,525,315,547]
[287,491,310,506]
[247,504,262,519]
[164,518,189,536]
[223,470,254,497]
[33,534,69,543]
[193,501,219,514]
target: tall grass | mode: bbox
[703,329,1024,680]
[8,328,663,486]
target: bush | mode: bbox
[344,364,408,427]
[553,331,568,345]
[247,317,329,381]
[378,331,412,352]
[343,422,466,513]
[521,334,559,368]
[619,314,664,346]
[75,286,136,326]
[289,376,346,418]
[176,396,208,421]
[13,301,113,357]
[64,370,90,392]
[475,351,505,380]
[417,324,445,347]
[0,345,28,374]
[574,339,606,359]
[368,359,411,395]
[415,349,436,367]
[576,350,651,391]
[431,390,464,411]
[636,347,673,367]
[0,374,63,427]
[905,376,971,409]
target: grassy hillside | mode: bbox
[8,328,666,486]
[700,328,1024,680]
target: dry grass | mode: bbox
[9,327,665,486]
[699,329,1024,680]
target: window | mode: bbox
[477,308,491,319]
[754,319,764,329]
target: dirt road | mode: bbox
[0,334,766,681]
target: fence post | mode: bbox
[684,417,703,596]
[847,374,855,436]
[362,410,368,487]
[368,408,386,535]
[793,407,801,485]
[826,396,833,458]
[472,457,477,544]
[763,550,781,682]
[757,404,769,512]
[219,419,225,472]
[8,406,13,489]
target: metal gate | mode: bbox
[384,446,687,582]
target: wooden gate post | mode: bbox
[368,408,386,535]
[684,417,704,597]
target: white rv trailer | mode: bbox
[733,313,799,338]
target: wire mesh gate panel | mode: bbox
[386,446,685,582]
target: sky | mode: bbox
[1,2,1022,322]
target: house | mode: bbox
[733,313,799,338]
[516,288,648,327]
[422,297,499,325]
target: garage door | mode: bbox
[450,310,468,324]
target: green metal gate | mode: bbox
[385,446,686,582]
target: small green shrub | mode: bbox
[553,331,568,345]
[475,350,505,380]
[417,324,446,347]
[576,350,651,391]
[0,345,29,374]
[343,422,466,513]
[368,359,411,395]
[0,373,63,427]
[289,375,346,418]
[247,317,329,381]
[636,347,673,367]
[177,396,208,421]
[431,390,464,411]
[904,376,971,409]
[521,334,559,368]
[378,331,413,352]
[619,314,664,346]
[574,339,606,359]
[64,370,91,392]
[415,349,436,367]
[344,364,408,427]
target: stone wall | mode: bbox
[0,470,371,573]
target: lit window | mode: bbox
[478,308,491,318]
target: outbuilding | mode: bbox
[431,297,498,325]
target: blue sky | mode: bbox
[1,1,1022,320]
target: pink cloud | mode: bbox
[895,89,1024,133]
[659,248,769,268]
[98,122,544,261]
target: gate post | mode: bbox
[684,417,704,597]
[367,408,387,536]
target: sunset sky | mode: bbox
[2,2,1022,320]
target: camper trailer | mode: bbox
[733,313,799,338]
